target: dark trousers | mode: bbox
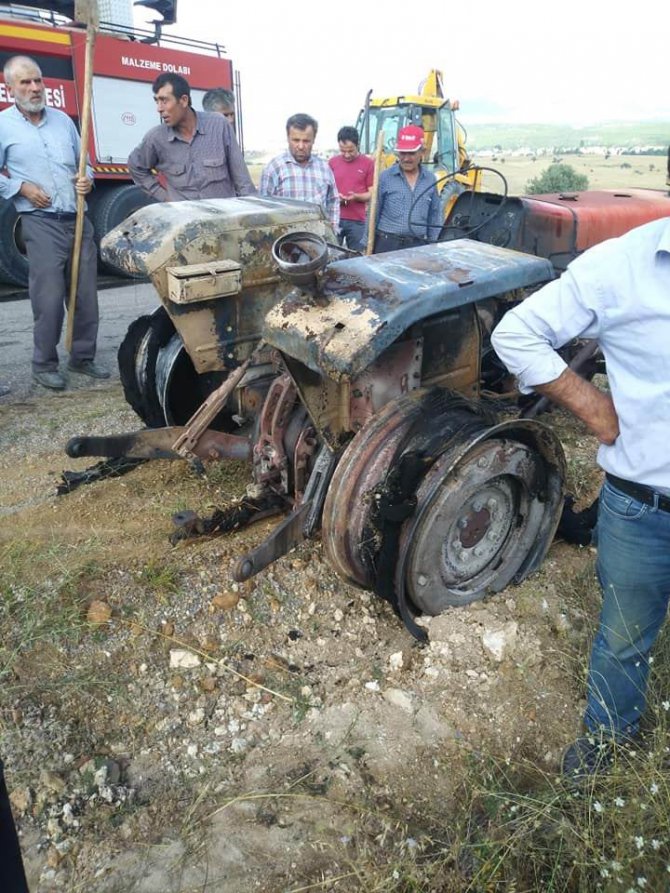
[21,212,99,373]
[0,760,29,892]
[373,230,426,254]
[338,219,365,252]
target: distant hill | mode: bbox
[465,121,670,152]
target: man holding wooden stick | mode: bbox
[0,55,107,391]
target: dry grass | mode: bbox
[475,152,665,195]
[248,154,666,196]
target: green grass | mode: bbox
[0,542,100,684]
[467,122,670,152]
[136,559,181,594]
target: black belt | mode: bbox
[24,210,78,221]
[376,230,425,246]
[606,473,670,513]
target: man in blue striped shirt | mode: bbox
[260,114,339,234]
[371,125,443,254]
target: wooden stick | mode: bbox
[65,15,97,353]
[365,131,385,256]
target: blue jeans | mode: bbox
[585,479,670,736]
[338,219,365,251]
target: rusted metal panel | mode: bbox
[522,189,670,267]
[262,240,553,381]
[283,337,427,448]
[349,338,423,432]
[101,196,335,374]
[446,189,670,273]
[418,304,480,397]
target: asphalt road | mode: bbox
[0,279,159,401]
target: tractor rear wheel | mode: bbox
[322,391,565,622]
[398,427,564,612]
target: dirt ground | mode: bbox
[0,379,606,892]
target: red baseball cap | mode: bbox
[396,125,424,152]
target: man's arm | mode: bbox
[0,174,22,201]
[352,156,375,203]
[224,125,256,196]
[491,265,616,441]
[351,187,371,202]
[128,136,168,202]
[533,368,619,444]
[259,160,277,196]
[0,144,50,206]
[68,115,94,181]
[427,179,443,242]
[324,166,340,232]
[0,136,26,202]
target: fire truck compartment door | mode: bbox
[91,76,207,163]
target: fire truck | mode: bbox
[0,1,240,286]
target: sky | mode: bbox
[135,0,669,152]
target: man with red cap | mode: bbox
[370,125,443,253]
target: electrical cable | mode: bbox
[406,163,509,241]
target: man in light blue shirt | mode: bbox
[492,216,670,779]
[0,55,108,390]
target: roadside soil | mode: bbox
[0,382,603,892]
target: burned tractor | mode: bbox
[68,195,569,639]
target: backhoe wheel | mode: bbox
[398,425,565,613]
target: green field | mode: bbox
[467,121,670,151]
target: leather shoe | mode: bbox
[33,370,66,390]
[68,360,110,380]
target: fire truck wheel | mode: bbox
[0,199,29,288]
[89,185,156,277]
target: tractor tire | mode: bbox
[0,199,29,287]
[89,185,156,277]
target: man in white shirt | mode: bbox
[492,217,670,780]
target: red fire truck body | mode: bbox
[0,9,237,285]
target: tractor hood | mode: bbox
[263,240,553,381]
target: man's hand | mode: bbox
[74,176,93,196]
[535,368,620,445]
[19,181,51,208]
